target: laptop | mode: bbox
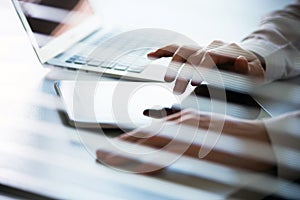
[11,0,196,81]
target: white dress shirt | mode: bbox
[240,0,300,82]
[240,1,300,180]
[263,111,300,180]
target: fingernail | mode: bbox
[147,52,156,57]
[164,76,175,82]
[143,109,150,116]
[173,88,184,95]
[147,53,158,60]
[191,80,201,86]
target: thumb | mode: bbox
[234,56,249,74]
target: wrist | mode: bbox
[248,120,271,143]
[251,51,266,71]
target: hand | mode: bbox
[96,109,275,174]
[148,41,265,94]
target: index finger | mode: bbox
[147,44,179,59]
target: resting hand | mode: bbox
[148,41,265,94]
[96,110,274,174]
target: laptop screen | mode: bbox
[17,0,94,48]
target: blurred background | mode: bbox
[91,0,293,44]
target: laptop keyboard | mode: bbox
[60,28,161,74]
[65,48,152,73]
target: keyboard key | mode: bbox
[72,55,80,59]
[74,60,87,65]
[114,64,128,71]
[65,55,80,63]
[65,58,75,63]
[73,56,88,65]
[127,66,145,73]
[87,60,102,67]
[100,61,115,69]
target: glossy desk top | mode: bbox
[0,0,293,199]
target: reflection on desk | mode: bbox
[0,0,298,199]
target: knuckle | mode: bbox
[165,44,179,49]
[208,40,226,48]
[177,45,199,57]
[180,45,193,51]
[203,51,212,58]
[228,42,240,48]
[187,55,202,67]
[176,45,190,53]
[182,109,196,115]
[211,40,224,44]
[162,44,179,52]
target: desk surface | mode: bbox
[0,0,294,199]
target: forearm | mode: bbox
[239,1,300,81]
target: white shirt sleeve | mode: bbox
[263,111,300,180]
[239,1,300,180]
[239,1,300,82]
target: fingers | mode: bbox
[173,65,193,94]
[148,41,231,94]
[96,108,274,173]
[234,56,250,74]
[118,130,150,143]
[233,55,265,78]
[247,59,265,79]
[96,150,129,167]
[96,134,159,173]
[207,42,256,61]
[205,40,226,50]
[147,44,179,59]
[148,45,200,83]
[165,45,199,82]
[198,42,261,75]
[150,41,264,94]
[143,107,181,119]
[164,109,202,126]
[96,131,173,174]
[163,109,193,122]
[96,149,164,174]
[199,50,235,69]
[173,50,205,93]
[95,110,208,173]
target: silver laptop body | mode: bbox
[12,0,196,81]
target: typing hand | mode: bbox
[96,109,274,174]
[148,41,265,94]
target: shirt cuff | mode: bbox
[239,38,286,82]
[262,111,300,180]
